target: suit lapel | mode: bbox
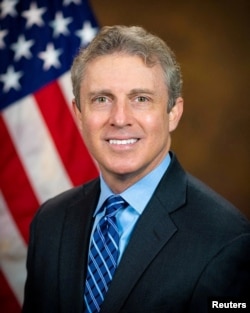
[101,154,187,313]
[58,180,100,313]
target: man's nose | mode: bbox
[109,101,132,127]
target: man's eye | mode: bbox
[136,96,148,102]
[96,96,107,103]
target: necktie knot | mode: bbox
[104,195,127,216]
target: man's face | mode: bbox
[73,53,183,191]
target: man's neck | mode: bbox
[100,152,171,194]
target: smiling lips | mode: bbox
[108,138,138,145]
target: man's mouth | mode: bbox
[108,138,138,145]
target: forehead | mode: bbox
[82,53,166,91]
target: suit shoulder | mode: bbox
[185,173,250,233]
[186,173,235,209]
[36,178,100,220]
[186,173,234,207]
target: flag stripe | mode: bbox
[2,96,73,204]
[58,72,75,112]
[0,192,27,305]
[0,270,20,313]
[58,72,82,132]
[34,80,98,186]
[0,115,39,243]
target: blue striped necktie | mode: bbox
[84,195,127,313]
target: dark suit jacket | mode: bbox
[22,153,250,313]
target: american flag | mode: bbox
[0,0,99,311]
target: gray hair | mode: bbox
[71,25,182,112]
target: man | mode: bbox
[22,25,250,313]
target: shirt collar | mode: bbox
[94,153,171,216]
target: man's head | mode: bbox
[71,25,183,192]
[71,25,182,113]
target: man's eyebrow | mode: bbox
[88,89,155,97]
[88,90,114,97]
[128,88,155,95]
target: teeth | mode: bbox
[109,139,138,145]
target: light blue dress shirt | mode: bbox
[91,153,171,263]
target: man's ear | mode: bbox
[72,99,82,131]
[169,97,184,132]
